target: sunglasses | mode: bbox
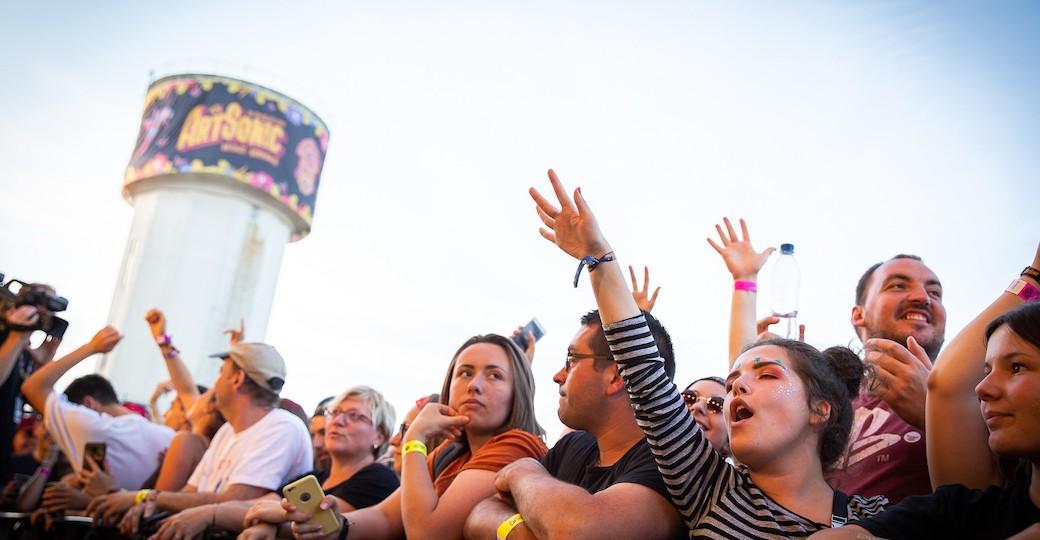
[681,392,724,414]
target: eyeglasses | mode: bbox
[323,408,373,425]
[563,352,612,372]
[681,392,724,414]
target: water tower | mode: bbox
[97,74,329,401]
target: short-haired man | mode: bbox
[464,310,683,540]
[89,341,312,537]
[21,327,175,492]
[825,255,946,503]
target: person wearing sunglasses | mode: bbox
[682,376,730,458]
[528,169,887,538]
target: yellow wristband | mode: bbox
[496,513,524,540]
[134,489,152,504]
[403,440,428,456]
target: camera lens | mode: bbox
[301,492,311,502]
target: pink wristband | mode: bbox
[734,280,758,292]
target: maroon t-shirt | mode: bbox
[825,388,931,504]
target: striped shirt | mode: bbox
[604,314,888,539]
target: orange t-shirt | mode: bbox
[426,429,547,496]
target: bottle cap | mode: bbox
[780,243,794,254]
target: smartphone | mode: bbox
[512,318,546,350]
[83,442,106,471]
[283,474,340,536]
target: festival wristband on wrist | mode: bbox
[134,489,152,504]
[1007,279,1040,303]
[403,440,428,456]
[1022,266,1040,282]
[36,466,50,478]
[734,280,758,292]
[573,251,616,288]
[496,513,525,540]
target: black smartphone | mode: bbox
[83,442,106,470]
[512,318,546,350]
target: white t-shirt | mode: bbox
[187,407,311,493]
[44,392,175,490]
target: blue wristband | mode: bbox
[573,251,616,288]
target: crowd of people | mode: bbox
[1,169,1038,539]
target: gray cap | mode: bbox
[209,342,286,394]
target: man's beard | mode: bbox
[865,327,945,362]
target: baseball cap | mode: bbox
[209,342,286,394]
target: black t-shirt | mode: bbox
[541,430,670,499]
[284,463,399,510]
[852,481,1040,540]
[0,343,32,484]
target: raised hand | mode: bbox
[145,308,166,338]
[511,327,536,363]
[225,318,245,345]
[629,265,661,312]
[706,217,775,281]
[87,326,122,354]
[529,169,611,261]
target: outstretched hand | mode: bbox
[225,318,245,345]
[629,265,661,312]
[529,169,611,261]
[144,308,166,338]
[707,217,774,280]
[87,327,122,354]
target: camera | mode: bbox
[0,272,69,339]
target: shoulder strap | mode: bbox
[830,489,851,528]
[432,441,466,478]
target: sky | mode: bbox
[1,1,1038,442]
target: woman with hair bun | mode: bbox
[530,169,886,538]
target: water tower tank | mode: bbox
[97,74,329,402]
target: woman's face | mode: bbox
[683,379,730,457]
[724,345,820,469]
[976,325,1040,459]
[324,398,384,460]
[163,396,188,430]
[448,342,514,435]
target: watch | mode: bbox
[1007,279,1040,303]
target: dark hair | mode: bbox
[313,395,336,418]
[438,334,544,438]
[230,363,281,407]
[580,310,676,381]
[855,254,924,306]
[686,376,726,392]
[750,339,864,468]
[64,374,119,406]
[985,303,1040,349]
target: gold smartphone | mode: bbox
[282,474,340,536]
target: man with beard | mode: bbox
[825,255,946,503]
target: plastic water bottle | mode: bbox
[770,243,800,338]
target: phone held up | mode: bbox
[512,318,546,351]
